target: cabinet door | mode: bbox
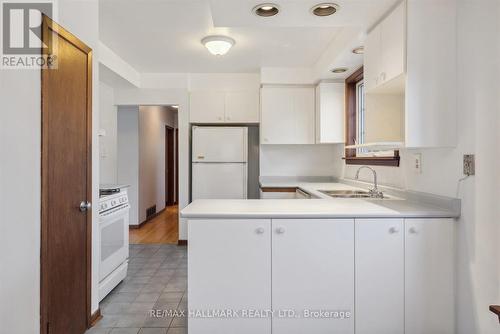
[315,83,344,143]
[355,219,404,334]
[364,25,382,91]
[272,219,354,334]
[380,1,406,84]
[189,91,225,123]
[188,219,272,334]
[261,86,315,144]
[405,219,455,334]
[225,91,260,123]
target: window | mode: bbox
[344,67,400,166]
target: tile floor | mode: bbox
[86,244,188,334]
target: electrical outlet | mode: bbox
[463,154,475,176]
[412,153,422,174]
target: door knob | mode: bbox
[256,227,265,234]
[276,227,285,234]
[389,227,399,234]
[79,201,91,212]
[409,227,418,234]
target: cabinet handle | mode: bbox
[409,227,418,234]
[380,72,386,82]
[256,227,265,234]
[276,227,285,234]
[263,138,268,142]
[226,116,231,121]
[389,227,399,234]
[218,116,222,120]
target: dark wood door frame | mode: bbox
[41,15,93,334]
[165,125,175,206]
[175,128,179,204]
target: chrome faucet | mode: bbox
[355,166,384,198]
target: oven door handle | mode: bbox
[99,204,130,220]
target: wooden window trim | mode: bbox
[344,66,400,167]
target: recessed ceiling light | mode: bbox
[201,35,235,56]
[352,46,364,54]
[171,105,179,109]
[253,3,280,17]
[311,3,339,16]
[331,67,348,73]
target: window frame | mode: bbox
[344,66,400,167]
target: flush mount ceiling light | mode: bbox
[201,35,235,56]
[352,46,364,54]
[311,3,339,16]
[253,3,280,17]
[331,67,348,73]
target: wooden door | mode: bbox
[271,219,354,334]
[41,15,93,334]
[165,126,175,206]
[188,219,272,334]
[355,219,404,334]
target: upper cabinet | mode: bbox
[260,85,315,144]
[315,82,345,144]
[189,90,260,124]
[362,0,457,148]
[365,1,405,93]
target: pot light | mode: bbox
[331,67,348,73]
[311,3,339,16]
[201,35,235,56]
[253,3,280,17]
[352,46,364,54]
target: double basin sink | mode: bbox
[318,189,391,199]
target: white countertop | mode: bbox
[182,180,460,219]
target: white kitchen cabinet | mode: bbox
[188,219,271,334]
[364,24,382,92]
[260,86,315,144]
[189,90,259,124]
[259,189,296,199]
[355,219,404,334]
[405,0,457,147]
[272,219,354,334]
[225,91,260,123]
[405,219,455,334]
[315,82,344,144]
[364,1,406,92]
[189,91,225,123]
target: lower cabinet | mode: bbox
[355,219,404,334]
[188,219,272,334]
[272,219,354,334]
[188,218,455,334]
[405,219,455,334]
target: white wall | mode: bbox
[261,144,343,177]
[117,106,140,226]
[138,106,177,223]
[0,1,100,333]
[99,82,117,184]
[337,1,500,332]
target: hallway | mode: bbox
[87,244,187,334]
[130,206,179,244]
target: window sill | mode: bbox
[343,156,400,167]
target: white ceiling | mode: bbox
[99,0,398,73]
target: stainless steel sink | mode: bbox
[319,189,387,199]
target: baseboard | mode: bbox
[89,308,102,327]
[178,240,187,246]
[129,208,166,229]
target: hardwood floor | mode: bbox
[129,205,179,244]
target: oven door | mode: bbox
[99,205,129,281]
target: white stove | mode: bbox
[98,189,130,301]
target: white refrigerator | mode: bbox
[192,126,248,200]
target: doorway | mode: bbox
[40,15,93,334]
[165,125,176,206]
